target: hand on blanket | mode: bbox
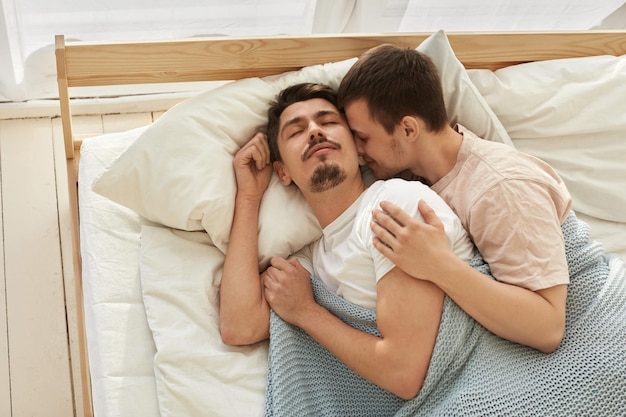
[233,132,273,202]
[263,257,315,326]
[371,200,457,282]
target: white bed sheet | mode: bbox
[79,126,161,417]
[139,225,267,417]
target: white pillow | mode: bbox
[92,30,510,267]
[139,225,267,417]
[468,54,626,222]
[417,31,512,146]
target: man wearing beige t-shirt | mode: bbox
[338,43,571,353]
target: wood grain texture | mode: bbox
[52,117,92,417]
[59,31,626,87]
[1,118,74,417]
[55,30,626,160]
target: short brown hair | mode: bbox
[267,83,338,162]
[337,44,448,134]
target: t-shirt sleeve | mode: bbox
[359,179,471,283]
[354,184,398,283]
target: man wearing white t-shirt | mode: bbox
[219,82,473,400]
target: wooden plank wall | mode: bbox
[0,117,74,417]
[0,111,158,417]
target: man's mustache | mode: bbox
[302,137,342,161]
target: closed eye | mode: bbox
[288,129,303,138]
[319,114,340,126]
[353,132,368,144]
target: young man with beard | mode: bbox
[219,83,474,399]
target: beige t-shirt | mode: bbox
[432,125,572,290]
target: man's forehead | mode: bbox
[280,99,340,128]
[344,98,372,118]
[283,98,337,116]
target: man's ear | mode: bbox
[273,161,292,186]
[400,115,420,143]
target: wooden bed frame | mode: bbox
[54,30,626,417]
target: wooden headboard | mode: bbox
[55,31,626,160]
[53,30,626,417]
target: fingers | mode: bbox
[270,256,290,270]
[236,132,270,170]
[262,265,281,298]
[271,257,309,278]
[370,217,397,250]
[378,201,411,227]
[287,257,309,274]
[418,200,444,229]
[371,201,408,242]
[263,257,314,324]
[371,201,432,252]
[249,132,270,169]
[372,236,395,260]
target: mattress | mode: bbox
[79,126,161,417]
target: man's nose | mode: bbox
[308,123,325,142]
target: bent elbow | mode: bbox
[537,339,561,354]
[390,371,424,400]
[536,321,566,354]
[219,325,242,346]
[219,319,267,346]
[396,386,421,401]
[539,333,565,354]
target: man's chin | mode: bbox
[309,163,347,193]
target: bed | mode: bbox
[54,30,626,417]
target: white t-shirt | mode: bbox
[295,178,474,310]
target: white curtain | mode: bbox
[397,0,626,31]
[0,0,322,101]
[0,0,624,102]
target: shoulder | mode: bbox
[373,178,433,198]
[362,178,444,213]
[460,138,570,210]
[467,136,561,184]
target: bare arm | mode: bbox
[264,257,443,399]
[219,133,273,346]
[371,200,566,353]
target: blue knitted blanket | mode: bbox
[264,212,626,416]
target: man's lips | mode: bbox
[303,142,339,161]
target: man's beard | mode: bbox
[309,161,347,193]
